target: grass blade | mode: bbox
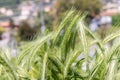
[64,49,82,79]
[41,53,48,80]
[77,17,89,71]
[103,30,120,44]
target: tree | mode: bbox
[18,20,38,41]
[51,0,102,29]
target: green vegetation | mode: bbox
[18,20,39,41]
[52,0,102,29]
[0,10,120,80]
[112,14,120,27]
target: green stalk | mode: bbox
[0,54,18,80]
[41,53,48,80]
[61,13,80,61]
[53,10,75,44]
[64,49,82,79]
[103,30,120,44]
[77,18,89,72]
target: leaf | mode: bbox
[60,12,80,61]
[53,10,75,44]
[64,49,82,79]
[0,51,18,80]
[41,53,48,80]
[77,17,89,71]
[103,30,120,44]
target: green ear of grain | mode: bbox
[60,12,80,61]
[105,44,120,80]
[106,55,118,80]
[107,42,120,62]
[41,53,48,80]
[0,51,18,80]
[17,33,53,66]
[48,55,64,73]
[53,10,75,44]
[64,49,82,79]
[103,30,120,44]
[88,47,105,80]
[28,33,54,66]
[84,26,103,52]
[70,29,78,49]
[89,59,104,80]
[77,17,89,72]
[17,44,34,64]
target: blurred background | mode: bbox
[0,0,120,49]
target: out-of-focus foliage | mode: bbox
[0,26,5,40]
[51,0,102,29]
[112,14,120,27]
[18,20,38,41]
[35,11,54,31]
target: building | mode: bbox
[101,0,118,4]
[101,0,120,15]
